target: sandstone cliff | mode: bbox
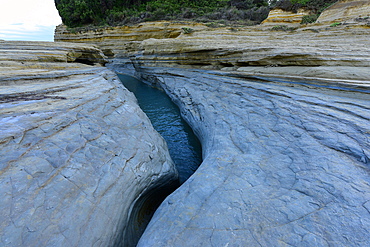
[0,41,178,246]
[54,22,208,58]
[261,8,310,26]
[54,6,370,83]
[317,0,370,24]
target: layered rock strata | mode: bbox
[132,23,370,79]
[54,21,208,58]
[317,0,370,24]
[135,67,370,247]
[55,23,370,82]
[0,41,178,246]
[261,8,310,26]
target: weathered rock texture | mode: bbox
[135,67,370,247]
[262,8,310,26]
[54,22,208,58]
[132,26,370,84]
[0,41,178,246]
[317,0,370,24]
[52,1,370,245]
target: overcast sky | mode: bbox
[0,0,62,41]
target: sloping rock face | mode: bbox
[261,8,310,26]
[0,41,178,246]
[317,0,370,24]
[135,67,370,247]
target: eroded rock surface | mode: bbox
[317,0,370,24]
[261,8,310,26]
[134,27,370,81]
[52,2,370,245]
[0,41,178,246]
[136,67,370,247]
[54,21,208,58]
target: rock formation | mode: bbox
[3,0,369,245]
[133,26,370,81]
[261,8,310,26]
[135,65,370,247]
[53,0,370,244]
[54,22,208,58]
[0,41,178,246]
[126,6,370,244]
[317,0,370,24]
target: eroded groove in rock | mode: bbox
[117,74,202,184]
[135,67,370,247]
[118,178,179,247]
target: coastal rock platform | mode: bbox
[0,41,178,246]
[4,0,370,245]
[136,66,370,247]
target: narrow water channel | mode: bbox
[117,74,202,183]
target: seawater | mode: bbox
[117,74,202,183]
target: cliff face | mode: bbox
[317,0,370,24]
[54,1,370,82]
[133,26,370,82]
[261,8,310,26]
[0,41,178,246]
[54,22,208,58]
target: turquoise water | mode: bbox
[117,74,202,183]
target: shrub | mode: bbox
[271,0,338,14]
[301,14,319,24]
[330,22,342,27]
[271,25,296,31]
[182,27,194,34]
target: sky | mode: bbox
[0,0,62,41]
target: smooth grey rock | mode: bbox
[0,42,178,246]
[136,67,370,247]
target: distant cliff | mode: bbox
[54,0,370,81]
[317,0,370,23]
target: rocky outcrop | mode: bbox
[0,41,107,66]
[133,26,370,82]
[54,22,208,58]
[52,2,370,245]
[55,20,370,82]
[0,41,178,246]
[135,67,370,247]
[317,0,370,24]
[261,8,310,26]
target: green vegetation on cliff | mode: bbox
[271,0,337,15]
[269,0,338,23]
[55,0,270,27]
[54,0,338,28]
